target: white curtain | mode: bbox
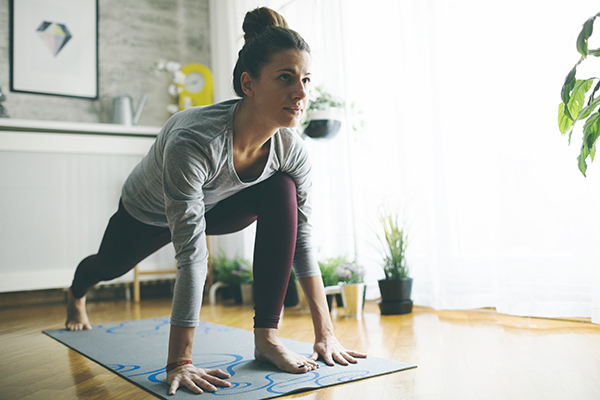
[209,0,600,323]
[208,0,356,263]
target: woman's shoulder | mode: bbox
[165,99,239,145]
[273,127,310,169]
[276,127,303,147]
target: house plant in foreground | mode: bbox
[335,261,366,318]
[558,12,600,176]
[212,254,253,305]
[378,209,412,315]
[318,255,348,311]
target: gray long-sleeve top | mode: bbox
[121,99,321,327]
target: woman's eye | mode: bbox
[303,77,311,85]
[279,74,290,81]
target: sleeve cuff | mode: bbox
[169,317,200,327]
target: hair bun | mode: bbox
[242,7,289,44]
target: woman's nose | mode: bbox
[292,80,308,100]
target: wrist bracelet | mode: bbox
[166,360,193,373]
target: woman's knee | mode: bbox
[263,172,297,203]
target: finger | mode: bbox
[205,368,232,380]
[321,352,335,366]
[192,377,216,393]
[202,374,232,388]
[335,349,358,364]
[346,350,367,358]
[181,377,203,394]
[168,379,179,396]
[310,351,319,361]
[332,352,350,365]
[342,351,358,364]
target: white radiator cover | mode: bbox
[0,121,175,293]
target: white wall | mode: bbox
[0,0,212,292]
[0,128,176,293]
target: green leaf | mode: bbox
[588,80,600,106]
[560,66,578,115]
[580,90,600,120]
[568,79,593,118]
[558,103,574,135]
[577,113,600,176]
[577,15,596,57]
[589,48,600,57]
[578,152,588,176]
[583,111,600,150]
[564,81,600,144]
[582,140,590,160]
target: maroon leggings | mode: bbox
[70,172,298,329]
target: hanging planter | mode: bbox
[300,86,346,141]
[303,109,344,140]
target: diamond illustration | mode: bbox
[37,21,72,57]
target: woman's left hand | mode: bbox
[310,335,367,366]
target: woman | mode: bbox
[66,6,366,395]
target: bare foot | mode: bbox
[66,289,92,331]
[254,328,318,373]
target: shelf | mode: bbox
[0,118,161,137]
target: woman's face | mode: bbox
[243,49,311,130]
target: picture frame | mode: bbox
[9,0,99,99]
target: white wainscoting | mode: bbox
[0,120,175,293]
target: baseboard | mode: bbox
[0,279,175,309]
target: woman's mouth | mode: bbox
[284,107,302,116]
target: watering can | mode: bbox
[112,94,147,125]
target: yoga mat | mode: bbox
[43,317,415,399]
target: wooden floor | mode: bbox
[1,298,599,400]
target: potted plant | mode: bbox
[212,254,253,305]
[558,12,600,177]
[318,256,348,311]
[300,86,345,140]
[335,262,366,318]
[377,209,412,315]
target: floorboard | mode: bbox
[1,298,599,399]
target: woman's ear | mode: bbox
[240,72,254,97]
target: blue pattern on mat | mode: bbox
[44,317,415,399]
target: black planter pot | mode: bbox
[377,299,413,315]
[326,294,335,311]
[336,293,344,308]
[378,278,413,315]
[232,285,242,304]
[304,119,342,140]
[219,284,243,304]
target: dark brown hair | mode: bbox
[232,7,310,97]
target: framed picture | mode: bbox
[9,0,99,99]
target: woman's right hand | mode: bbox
[167,364,231,395]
